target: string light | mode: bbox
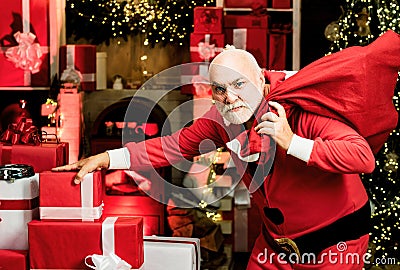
[328,1,400,265]
[66,0,215,46]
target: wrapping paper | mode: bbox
[268,31,288,70]
[193,7,223,34]
[28,216,144,269]
[39,171,103,220]
[0,142,69,173]
[0,173,39,250]
[271,0,291,8]
[0,249,28,270]
[190,33,224,62]
[0,0,50,86]
[143,236,200,270]
[59,45,96,91]
[103,195,164,236]
[224,15,269,68]
[224,0,267,8]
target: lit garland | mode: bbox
[66,0,214,46]
[328,0,400,265]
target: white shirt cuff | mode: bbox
[106,147,131,169]
[287,134,314,163]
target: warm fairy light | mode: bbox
[327,0,400,265]
[66,0,215,46]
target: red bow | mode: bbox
[1,117,40,145]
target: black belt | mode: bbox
[262,201,371,263]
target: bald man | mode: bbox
[55,48,376,269]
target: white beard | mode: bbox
[215,101,253,125]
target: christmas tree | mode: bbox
[326,0,400,267]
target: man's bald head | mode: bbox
[210,48,262,80]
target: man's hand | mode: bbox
[52,152,110,184]
[255,101,294,151]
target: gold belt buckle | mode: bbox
[275,237,301,258]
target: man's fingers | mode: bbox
[268,101,286,118]
[51,162,80,171]
[260,112,279,122]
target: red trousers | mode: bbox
[247,234,369,269]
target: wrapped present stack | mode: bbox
[223,1,270,69]
[29,170,145,269]
[0,166,38,269]
[182,6,224,95]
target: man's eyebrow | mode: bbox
[231,77,246,84]
[211,81,226,88]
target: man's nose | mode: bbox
[225,89,239,104]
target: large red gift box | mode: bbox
[271,0,291,9]
[190,33,224,63]
[39,171,103,220]
[0,250,28,270]
[28,216,144,269]
[0,174,39,250]
[0,0,50,87]
[224,0,267,9]
[59,45,97,91]
[193,7,223,34]
[0,142,69,173]
[268,30,288,70]
[224,14,269,68]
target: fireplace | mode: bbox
[83,89,192,235]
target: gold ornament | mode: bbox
[355,7,371,37]
[324,21,340,41]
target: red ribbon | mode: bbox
[1,117,40,145]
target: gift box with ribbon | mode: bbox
[39,171,104,221]
[59,45,97,91]
[193,7,223,34]
[224,0,267,8]
[0,142,69,173]
[143,236,201,270]
[0,0,50,87]
[224,14,270,68]
[190,33,224,63]
[0,117,40,146]
[0,173,39,250]
[0,249,29,270]
[28,216,144,269]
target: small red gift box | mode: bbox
[224,0,267,9]
[28,216,144,269]
[0,142,69,173]
[0,249,28,270]
[59,45,97,91]
[268,30,288,70]
[193,7,223,34]
[39,171,103,221]
[0,0,50,87]
[0,174,39,250]
[271,0,291,9]
[180,62,210,95]
[224,15,269,68]
[190,33,224,63]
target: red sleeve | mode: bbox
[125,107,226,171]
[302,112,376,174]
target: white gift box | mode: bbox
[143,236,201,270]
[0,173,39,250]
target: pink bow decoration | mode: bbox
[197,41,216,62]
[1,117,39,145]
[85,253,132,270]
[191,75,212,97]
[5,31,43,74]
